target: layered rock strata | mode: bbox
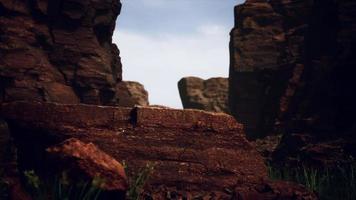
[229,0,356,141]
[0,101,316,199]
[229,0,356,165]
[229,0,313,138]
[0,0,123,105]
[273,0,356,166]
[178,77,229,113]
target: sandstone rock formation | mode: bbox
[116,81,149,107]
[229,0,356,166]
[0,101,316,199]
[0,0,123,105]
[276,0,356,147]
[178,77,229,113]
[229,0,356,142]
[273,0,356,167]
[46,138,128,199]
[229,0,310,138]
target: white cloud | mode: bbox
[113,26,230,108]
[141,0,167,7]
[197,24,227,36]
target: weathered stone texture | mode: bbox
[0,101,316,199]
[116,81,149,107]
[272,0,356,166]
[0,0,123,105]
[46,138,128,199]
[178,76,229,113]
[229,0,356,165]
[229,1,290,137]
[229,0,356,141]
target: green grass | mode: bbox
[268,164,356,200]
[20,161,155,200]
[24,170,103,200]
[123,161,155,200]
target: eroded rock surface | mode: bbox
[273,0,356,167]
[178,77,229,113]
[229,0,313,139]
[116,81,149,107]
[0,0,123,105]
[0,101,316,199]
[46,138,128,199]
[229,0,283,138]
[229,0,356,143]
[229,0,356,165]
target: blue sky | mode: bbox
[113,0,245,108]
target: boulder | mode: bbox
[0,101,316,199]
[46,138,128,199]
[178,77,229,113]
[116,81,149,107]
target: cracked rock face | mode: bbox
[274,0,356,165]
[116,81,149,107]
[1,101,264,197]
[0,101,317,199]
[178,77,229,113]
[0,0,122,105]
[46,138,128,199]
[229,0,356,165]
[229,0,312,139]
[229,0,356,140]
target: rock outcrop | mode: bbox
[229,0,312,139]
[229,0,356,142]
[116,81,149,107]
[46,138,128,199]
[0,0,123,105]
[0,101,316,199]
[229,0,356,165]
[178,77,229,113]
[273,0,356,167]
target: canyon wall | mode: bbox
[229,0,356,142]
[229,0,313,138]
[1,101,316,199]
[273,0,356,166]
[0,0,123,105]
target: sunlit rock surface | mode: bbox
[1,101,316,199]
[178,77,229,113]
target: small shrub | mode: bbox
[22,161,155,200]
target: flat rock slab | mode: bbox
[0,101,266,195]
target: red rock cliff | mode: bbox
[0,0,122,105]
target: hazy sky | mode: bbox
[113,0,244,108]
